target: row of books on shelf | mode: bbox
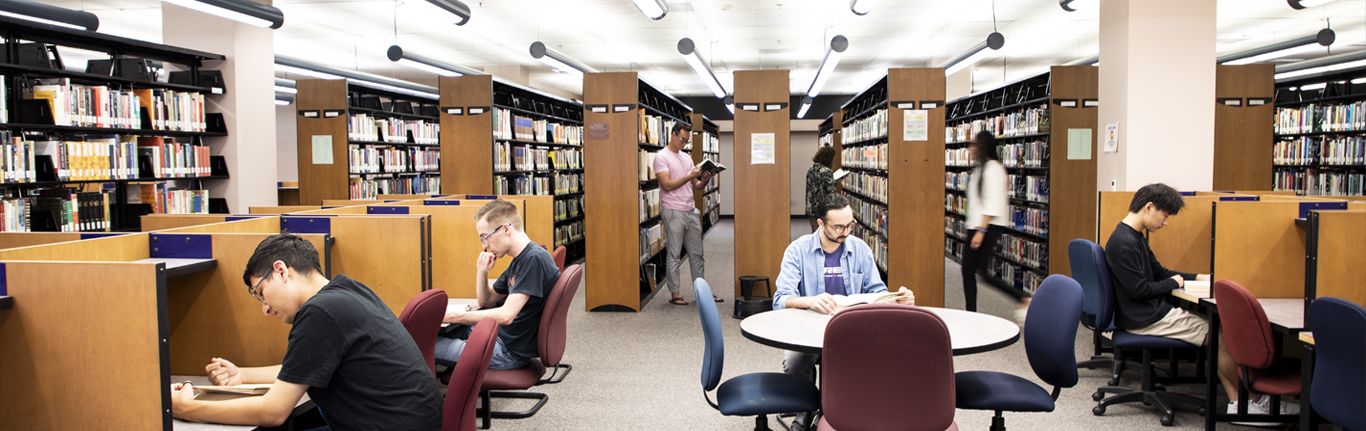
[843,109,888,144]
[29,189,112,232]
[704,207,719,229]
[348,146,439,174]
[946,171,968,191]
[849,195,888,238]
[494,142,549,172]
[1000,141,1049,168]
[943,205,1049,239]
[842,143,887,170]
[699,132,719,153]
[137,136,215,178]
[640,223,663,264]
[997,234,1048,271]
[989,256,1044,294]
[946,194,966,214]
[1272,169,1366,196]
[640,109,680,146]
[846,171,888,202]
[493,174,550,196]
[639,188,661,223]
[702,193,718,214]
[347,113,438,144]
[554,220,584,248]
[819,132,834,147]
[553,172,582,195]
[24,78,208,132]
[23,135,211,182]
[1009,175,1049,203]
[851,223,888,272]
[348,175,439,200]
[944,216,965,239]
[129,183,210,215]
[551,148,582,170]
[946,148,973,167]
[638,149,658,181]
[493,108,582,145]
[946,106,1050,143]
[554,196,582,221]
[1273,136,1366,165]
[0,197,29,232]
[1275,102,1365,135]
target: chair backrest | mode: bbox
[1083,240,1119,334]
[822,304,955,431]
[694,278,725,392]
[536,264,582,367]
[551,246,567,271]
[398,288,449,376]
[1213,279,1276,370]
[1068,239,1109,329]
[1026,275,1083,389]
[443,319,498,431]
[1308,297,1366,431]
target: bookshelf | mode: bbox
[837,68,946,307]
[295,78,440,204]
[942,66,1098,293]
[733,70,791,299]
[0,16,230,232]
[819,111,843,189]
[690,113,721,235]
[1213,64,1274,191]
[1271,68,1366,196]
[439,76,585,261]
[584,72,691,312]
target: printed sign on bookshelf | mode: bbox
[903,109,928,142]
[763,102,788,112]
[1217,97,1243,107]
[442,107,464,115]
[587,104,609,114]
[588,123,609,140]
[323,109,344,118]
[300,110,320,118]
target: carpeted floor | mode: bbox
[482,219,1284,431]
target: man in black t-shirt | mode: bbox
[436,199,559,369]
[170,234,442,431]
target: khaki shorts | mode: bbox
[1127,307,1209,347]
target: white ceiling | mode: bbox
[37,0,1366,98]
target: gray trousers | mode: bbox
[661,207,705,294]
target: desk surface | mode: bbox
[740,307,1020,356]
[171,375,315,431]
[1300,331,1314,345]
[1171,290,1305,332]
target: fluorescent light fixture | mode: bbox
[942,32,1005,76]
[1059,0,1089,11]
[161,0,284,29]
[1299,82,1328,90]
[1063,55,1099,67]
[1288,0,1336,9]
[0,0,99,31]
[724,95,735,114]
[275,55,440,100]
[797,96,813,119]
[1274,49,1366,81]
[850,0,877,15]
[807,35,849,98]
[425,0,471,25]
[530,41,596,77]
[1352,77,1366,84]
[677,38,727,98]
[631,0,667,20]
[275,78,297,94]
[275,94,294,106]
[386,45,484,77]
[1219,29,1335,65]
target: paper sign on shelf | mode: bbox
[1103,122,1119,153]
[1067,128,1092,160]
[903,109,928,141]
[311,135,333,165]
[751,133,775,164]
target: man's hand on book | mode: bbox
[892,287,915,306]
[170,382,197,418]
[206,358,242,386]
[1170,274,1185,288]
[804,293,838,315]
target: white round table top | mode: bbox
[739,306,1021,355]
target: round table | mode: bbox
[739,307,1020,355]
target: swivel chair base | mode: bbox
[1092,350,1205,426]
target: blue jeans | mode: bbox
[434,324,530,370]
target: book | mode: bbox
[699,159,726,175]
[828,288,913,311]
[833,168,850,182]
[194,384,272,396]
[1183,280,1210,296]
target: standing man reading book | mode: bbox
[171,234,442,430]
[435,199,558,370]
[1106,183,1296,422]
[654,122,717,305]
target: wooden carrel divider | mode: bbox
[1308,209,1366,307]
[142,215,278,233]
[249,205,324,214]
[279,214,431,315]
[0,232,112,250]
[1212,200,1346,299]
[733,70,791,299]
[1098,191,1258,275]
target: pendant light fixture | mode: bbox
[678,37,727,99]
[161,0,284,29]
[387,45,485,77]
[942,32,1005,76]
[530,41,597,77]
[0,0,99,31]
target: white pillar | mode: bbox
[1097,0,1216,192]
[162,3,277,211]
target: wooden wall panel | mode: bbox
[734,70,791,298]
[141,215,231,231]
[440,75,494,194]
[584,72,643,311]
[167,234,329,374]
[1097,191,1135,248]
[0,233,82,250]
[0,233,149,262]
[1313,210,1366,306]
[1047,66,1100,277]
[296,79,350,204]
[886,68,946,306]
[1213,65,1275,191]
[327,216,430,315]
[1213,201,1306,299]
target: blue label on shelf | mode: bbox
[80,232,127,240]
[466,195,496,200]
[282,217,333,234]
[425,200,461,205]
[0,263,6,297]
[150,234,214,259]
[1300,201,1348,219]
[1219,196,1259,201]
[368,206,410,214]
[225,216,262,222]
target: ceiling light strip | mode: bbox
[275,55,439,100]
[807,35,849,99]
[1218,29,1334,65]
[530,41,597,77]
[678,38,727,99]
[387,45,485,77]
[161,0,284,29]
[941,32,1005,76]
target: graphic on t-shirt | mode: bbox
[824,245,846,296]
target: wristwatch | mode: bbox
[977,227,989,233]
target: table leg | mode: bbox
[1205,309,1220,431]
[1301,343,1316,431]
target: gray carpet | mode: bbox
[483,219,1279,431]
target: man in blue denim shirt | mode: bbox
[773,194,914,380]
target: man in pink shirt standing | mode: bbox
[653,123,718,305]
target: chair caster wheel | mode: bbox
[1197,407,1207,417]
[1092,392,1104,401]
[1093,406,1106,416]
[1108,378,1119,386]
[1161,415,1174,426]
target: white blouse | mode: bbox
[966,160,1009,229]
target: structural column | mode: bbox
[1097,0,1216,192]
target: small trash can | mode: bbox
[733,275,774,319]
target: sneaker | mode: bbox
[1228,396,1300,427]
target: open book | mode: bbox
[833,168,850,182]
[194,384,271,396]
[1183,280,1211,297]
[699,159,727,175]
[831,288,912,310]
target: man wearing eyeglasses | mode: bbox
[434,199,559,370]
[654,122,717,306]
[171,234,442,431]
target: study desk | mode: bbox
[171,375,316,431]
[1170,290,1305,431]
[739,307,1020,356]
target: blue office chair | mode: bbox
[1307,297,1366,431]
[955,274,1082,431]
[1086,241,1205,426]
[696,278,821,431]
[1069,239,1122,376]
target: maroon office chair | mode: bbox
[399,289,449,376]
[444,318,498,431]
[1213,279,1300,422]
[550,246,567,271]
[817,304,959,431]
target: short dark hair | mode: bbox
[815,194,851,223]
[242,234,324,286]
[473,198,523,231]
[971,131,999,163]
[671,123,692,137]
[812,146,837,168]
[1128,183,1186,215]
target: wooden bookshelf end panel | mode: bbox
[1213,64,1274,191]
[584,72,645,311]
[734,70,791,299]
[296,79,351,204]
[440,75,494,195]
[1048,65,1100,278]
[885,68,946,307]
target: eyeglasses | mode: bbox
[825,222,854,233]
[248,271,270,304]
[479,224,507,246]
